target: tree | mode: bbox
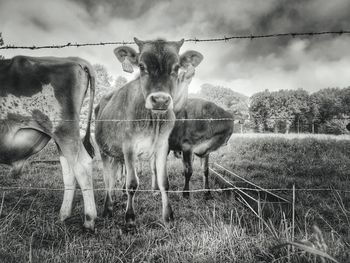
[311,87,350,134]
[199,84,250,133]
[114,76,127,90]
[250,89,312,133]
[250,90,271,132]
[199,84,249,116]
[312,88,343,123]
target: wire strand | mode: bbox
[1,30,349,50]
[1,117,350,122]
[0,186,349,193]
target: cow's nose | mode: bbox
[150,94,171,110]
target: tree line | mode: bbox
[199,85,350,134]
[250,88,350,134]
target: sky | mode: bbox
[1,0,350,96]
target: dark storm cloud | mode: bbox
[203,0,350,63]
[29,17,52,32]
[69,0,165,21]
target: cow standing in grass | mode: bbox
[0,56,97,230]
[151,98,234,199]
[94,38,203,225]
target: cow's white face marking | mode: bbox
[0,84,62,124]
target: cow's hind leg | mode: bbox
[57,140,97,231]
[202,155,212,199]
[101,154,120,217]
[59,153,76,221]
[124,149,138,226]
[182,151,193,199]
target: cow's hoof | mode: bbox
[59,211,72,222]
[125,211,135,225]
[83,214,96,232]
[204,191,213,200]
[164,207,174,224]
[83,221,95,233]
[182,191,190,199]
[102,208,113,218]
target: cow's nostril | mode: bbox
[164,96,170,105]
[151,95,157,104]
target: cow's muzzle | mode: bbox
[145,92,173,112]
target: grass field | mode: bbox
[0,133,350,262]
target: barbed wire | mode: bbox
[0,185,349,193]
[1,30,349,50]
[1,117,350,123]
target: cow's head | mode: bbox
[114,38,203,113]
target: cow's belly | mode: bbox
[133,135,156,160]
[192,138,216,157]
[0,122,50,164]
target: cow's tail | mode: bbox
[83,65,96,158]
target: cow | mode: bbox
[163,98,234,199]
[94,38,203,226]
[0,56,97,230]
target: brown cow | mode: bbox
[94,38,203,225]
[164,98,234,199]
[0,56,97,230]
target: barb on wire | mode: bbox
[1,30,349,50]
[1,117,350,123]
[0,185,349,193]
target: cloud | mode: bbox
[1,0,350,96]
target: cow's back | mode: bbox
[0,56,92,132]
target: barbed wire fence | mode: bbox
[1,30,350,50]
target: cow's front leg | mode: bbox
[124,148,138,226]
[182,150,193,199]
[156,142,173,224]
[151,155,159,191]
[202,155,212,199]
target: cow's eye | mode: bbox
[171,64,180,76]
[173,64,180,73]
[139,63,147,73]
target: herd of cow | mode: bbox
[0,38,234,231]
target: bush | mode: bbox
[318,119,350,135]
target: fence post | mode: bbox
[292,184,295,254]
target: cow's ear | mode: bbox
[114,46,138,73]
[180,50,203,68]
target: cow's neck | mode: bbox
[173,80,191,113]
